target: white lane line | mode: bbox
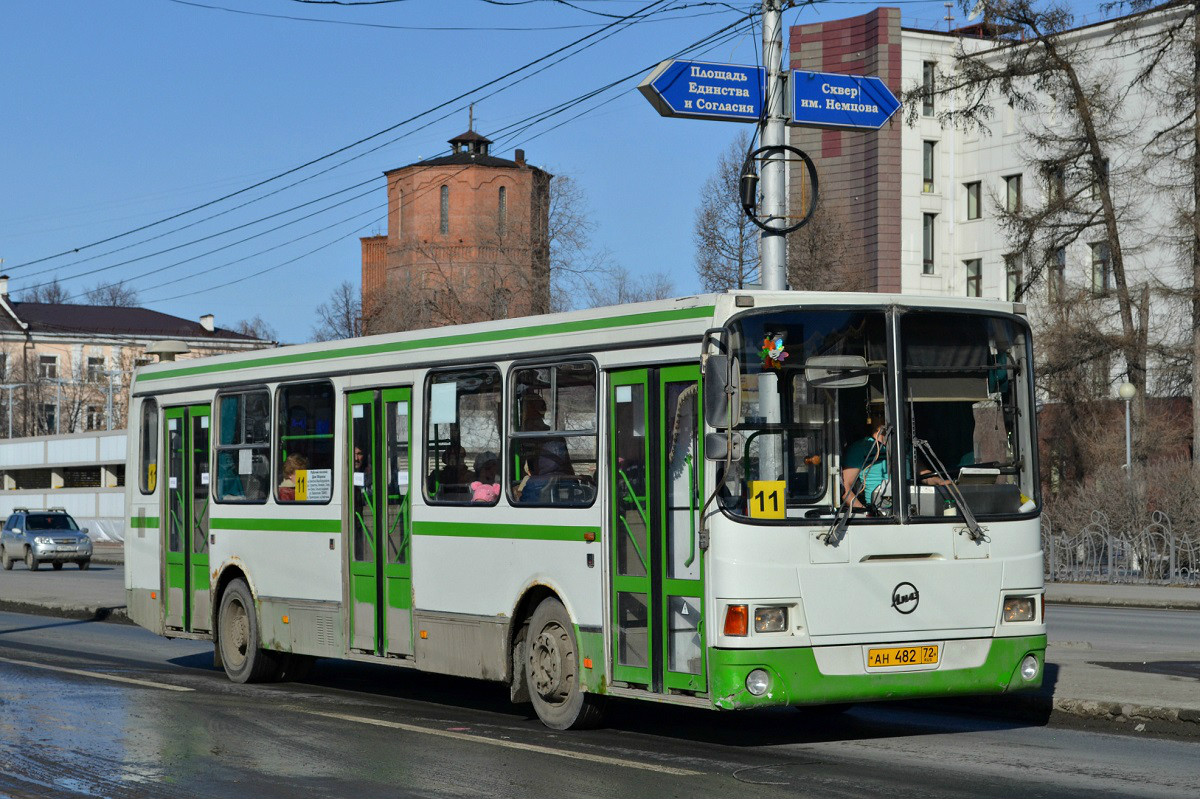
[308,710,703,777]
[0,655,194,692]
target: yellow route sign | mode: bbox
[748,480,786,519]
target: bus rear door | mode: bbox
[163,404,211,633]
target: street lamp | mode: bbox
[1118,382,1137,474]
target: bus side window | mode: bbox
[425,368,502,505]
[214,389,271,503]
[139,399,159,494]
[276,381,335,504]
[508,360,597,507]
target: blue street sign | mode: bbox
[639,59,765,123]
[789,70,900,130]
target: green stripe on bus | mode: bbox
[129,517,160,528]
[413,521,598,542]
[210,518,342,533]
[137,305,715,383]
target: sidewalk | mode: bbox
[1,546,1197,735]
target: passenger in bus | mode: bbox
[470,453,501,503]
[516,394,573,503]
[428,443,470,499]
[278,453,308,501]
[841,421,949,511]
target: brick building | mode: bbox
[361,128,552,333]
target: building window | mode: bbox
[0,352,6,381]
[439,185,449,234]
[922,141,936,193]
[509,361,598,507]
[1091,242,1111,296]
[139,399,159,494]
[276,382,335,504]
[87,356,104,382]
[425,367,502,505]
[1004,174,1022,212]
[39,355,58,380]
[42,403,56,433]
[1005,254,1023,301]
[922,213,936,274]
[1049,247,1067,301]
[215,389,271,503]
[965,181,981,220]
[965,259,982,297]
[922,61,935,116]
[1044,162,1065,205]
[85,405,104,431]
[498,186,508,237]
[1091,158,1109,202]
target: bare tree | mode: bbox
[786,199,871,292]
[312,281,364,341]
[233,315,278,343]
[693,130,760,291]
[583,266,674,308]
[908,0,1154,459]
[84,281,139,307]
[17,277,68,304]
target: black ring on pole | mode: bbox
[741,144,819,234]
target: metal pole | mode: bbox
[105,374,114,431]
[760,0,787,291]
[1124,398,1132,474]
[55,380,61,435]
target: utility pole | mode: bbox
[759,0,787,291]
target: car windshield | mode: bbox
[24,514,79,531]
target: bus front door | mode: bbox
[347,388,414,658]
[609,366,706,694]
[163,404,211,633]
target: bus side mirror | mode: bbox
[705,431,744,461]
[804,355,870,389]
[704,355,737,428]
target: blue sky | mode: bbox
[0,0,1110,343]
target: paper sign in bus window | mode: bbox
[306,469,332,501]
[238,448,252,475]
[353,405,364,418]
[748,480,786,519]
[430,383,458,425]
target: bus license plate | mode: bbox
[866,645,939,668]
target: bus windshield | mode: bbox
[718,307,1037,522]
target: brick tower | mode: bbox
[361,126,552,333]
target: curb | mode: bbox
[1045,596,1200,612]
[0,599,131,625]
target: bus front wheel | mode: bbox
[525,598,605,730]
[217,578,279,683]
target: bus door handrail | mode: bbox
[617,468,650,572]
[684,454,698,568]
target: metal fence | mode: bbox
[1043,510,1200,585]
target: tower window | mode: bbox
[440,185,449,234]
[498,186,507,237]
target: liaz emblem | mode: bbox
[891,582,919,614]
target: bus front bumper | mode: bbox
[708,634,1046,710]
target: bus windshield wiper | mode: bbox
[912,438,987,542]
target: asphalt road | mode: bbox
[0,609,1198,799]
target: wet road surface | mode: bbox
[0,610,1198,799]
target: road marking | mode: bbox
[308,710,703,776]
[0,655,194,692]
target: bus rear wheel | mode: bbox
[217,578,279,683]
[525,598,605,730]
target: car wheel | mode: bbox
[52,562,63,570]
[25,549,39,571]
[1,547,12,571]
[78,560,91,570]
[217,578,279,683]
[524,597,605,730]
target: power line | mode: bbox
[6,0,674,273]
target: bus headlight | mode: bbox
[1003,596,1035,622]
[1020,654,1039,681]
[746,668,770,696]
[754,606,788,633]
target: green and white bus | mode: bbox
[124,291,1046,729]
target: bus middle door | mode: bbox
[163,403,211,634]
[347,388,414,658]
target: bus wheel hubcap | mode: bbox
[224,602,249,666]
[531,624,568,700]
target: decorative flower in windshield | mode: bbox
[760,335,788,370]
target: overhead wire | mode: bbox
[5,0,675,273]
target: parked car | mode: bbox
[1,508,93,571]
